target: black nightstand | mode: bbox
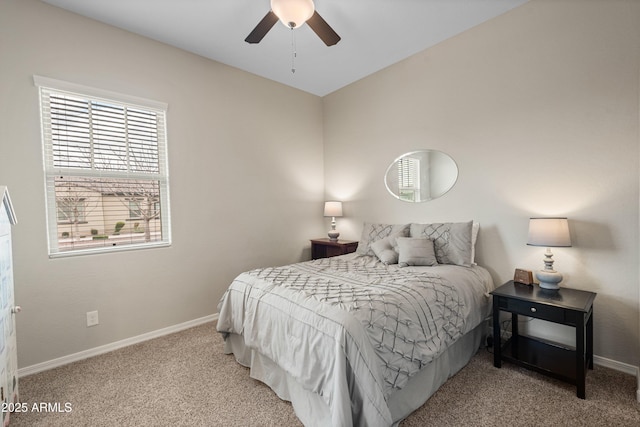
[491,280,596,399]
[310,238,358,259]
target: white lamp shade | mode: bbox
[271,0,315,28]
[527,217,571,247]
[323,201,343,217]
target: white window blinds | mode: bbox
[35,76,171,257]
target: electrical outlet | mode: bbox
[86,310,99,327]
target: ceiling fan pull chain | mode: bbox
[291,27,296,74]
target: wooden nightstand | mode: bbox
[310,238,358,260]
[491,280,596,399]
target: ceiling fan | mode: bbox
[245,0,341,46]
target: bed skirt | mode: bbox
[223,323,485,426]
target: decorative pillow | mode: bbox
[409,221,473,267]
[471,221,479,264]
[370,236,399,265]
[396,237,437,267]
[356,223,410,257]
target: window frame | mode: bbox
[34,76,172,258]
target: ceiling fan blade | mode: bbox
[245,11,279,44]
[306,11,341,46]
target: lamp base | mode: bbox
[327,230,340,241]
[536,269,563,290]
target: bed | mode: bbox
[216,221,494,426]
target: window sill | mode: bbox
[49,241,171,258]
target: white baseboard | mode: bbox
[18,314,218,378]
[593,354,638,376]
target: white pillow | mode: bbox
[370,236,399,265]
[397,237,437,267]
[471,221,479,264]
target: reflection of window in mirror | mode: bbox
[398,157,420,202]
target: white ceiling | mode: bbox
[41,0,528,97]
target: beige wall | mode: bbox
[323,0,640,366]
[0,0,325,368]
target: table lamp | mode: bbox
[527,217,572,290]
[323,201,343,241]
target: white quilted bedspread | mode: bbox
[217,255,493,427]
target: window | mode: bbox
[56,197,87,223]
[35,76,171,257]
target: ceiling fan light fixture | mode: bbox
[271,0,315,29]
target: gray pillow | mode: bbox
[409,221,473,267]
[397,237,437,267]
[370,236,399,264]
[356,223,410,257]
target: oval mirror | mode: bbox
[384,150,458,202]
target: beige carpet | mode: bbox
[10,322,640,426]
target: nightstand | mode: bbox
[491,280,596,399]
[310,238,358,260]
